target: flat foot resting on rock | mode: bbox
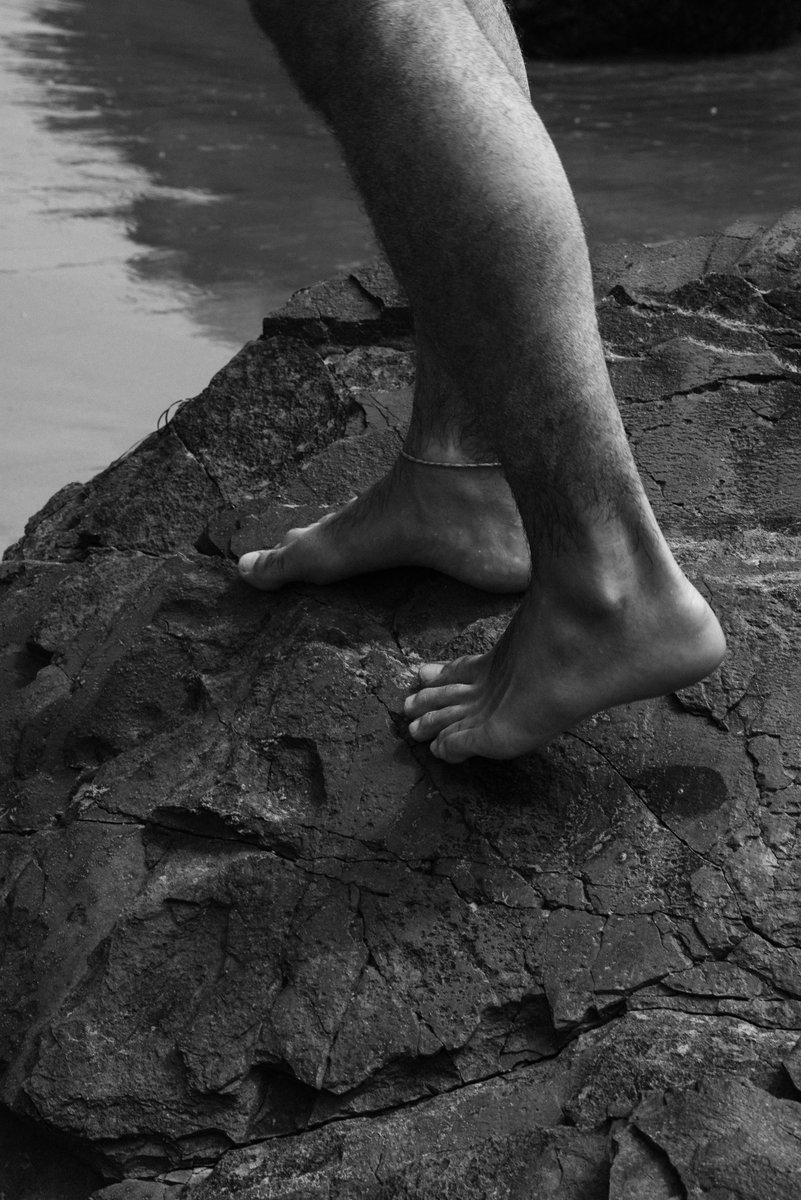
[240,0,726,760]
[238,448,530,594]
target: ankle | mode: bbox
[401,448,502,468]
[401,433,501,468]
[395,448,512,504]
[538,539,694,628]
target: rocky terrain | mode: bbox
[2,212,801,1199]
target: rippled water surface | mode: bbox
[2,0,800,549]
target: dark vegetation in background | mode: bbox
[510,0,801,56]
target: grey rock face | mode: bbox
[2,213,801,1198]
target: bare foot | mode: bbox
[404,564,726,762]
[237,454,529,594]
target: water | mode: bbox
[2,0,800,552]
[532,54,801,243]
[0,0,374,552]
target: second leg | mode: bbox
[245,0,726,759]
[239,0,531,594]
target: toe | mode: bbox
[431,727,477,763]
[237,548,287,591]
[418,655,482,687]
[404,683,472,718]
[417,662,446,686]
[408,706,465,742]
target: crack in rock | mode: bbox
[4,216,801,1196]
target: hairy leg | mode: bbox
[401,1,528,462]
[239,324,530,593]
[245,0,725,758]
[239,0,530,593]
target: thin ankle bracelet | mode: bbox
[400,449,502,468]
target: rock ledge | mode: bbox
[2,212,801,1199]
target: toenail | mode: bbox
[237,551,261,577]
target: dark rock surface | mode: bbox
[0,1107,103,1200]
[510,0,801,57]
[2,211,801,1199]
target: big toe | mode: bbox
[238,548,288,591]
[418,655,482,687]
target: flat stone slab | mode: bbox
[2,212,801,1199]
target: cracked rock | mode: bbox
[632,1077,801,1199]
[2,214,801,1198]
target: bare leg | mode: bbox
[244,0,726,760]
[239,0,531,594]
[239,325,528,593]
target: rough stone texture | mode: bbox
[630,1076,801,1199]
[2,213,801,1198]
